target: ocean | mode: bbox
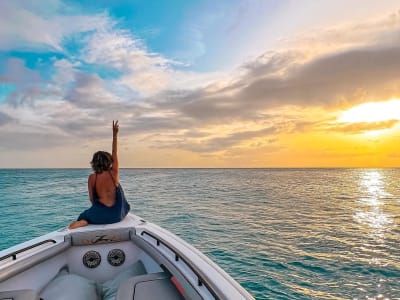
[0,168,399,299]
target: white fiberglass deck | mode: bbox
[0,213,254,300]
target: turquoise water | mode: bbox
[0,168,399,299]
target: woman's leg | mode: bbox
[69,210,89,229]
[68,219,88,229]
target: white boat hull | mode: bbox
[0,213,254,300]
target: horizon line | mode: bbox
[1,167,399,170]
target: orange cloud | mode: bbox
[326,120,399,134]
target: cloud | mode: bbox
[81,27,175,96]
[285,9,400,53]
[144,42,400,134]
[119,12,400,153]
[0,1,108,51]
[0,0,178,97]
[247,47,400,106]
[0,129,72,151]
[187,126,278,152]
[148,126,278,153]
[0,111,14,126]
[326,120,399,134]
[82,27,222,96]
[64,72,118,108]
[62,21,400,152]
[0,58,49,106]
[82,29,170,70]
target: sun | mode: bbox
[338,99,400,123]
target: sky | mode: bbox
[1,0,400,168]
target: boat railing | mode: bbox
[0,239,57,262]
[0,237,71,282]
[140,230,220,300]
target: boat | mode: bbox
[0,213,254,300]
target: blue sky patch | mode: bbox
[0,83,16,103]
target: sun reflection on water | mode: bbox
[354,170,393,244]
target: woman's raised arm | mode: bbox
[112,120,119,184]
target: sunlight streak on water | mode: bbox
[355,170,394,243]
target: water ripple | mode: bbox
[1,168,399,299]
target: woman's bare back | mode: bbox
[89,171,118,207]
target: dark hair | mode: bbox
[91,151,113,173]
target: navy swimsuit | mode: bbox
[77,171,130,224]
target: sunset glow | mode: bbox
[338,100,400,123]
[1,1,400,168]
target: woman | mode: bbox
[69,120,130,229]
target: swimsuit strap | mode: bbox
[108,170,117,187]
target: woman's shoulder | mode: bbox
[88,173,97,183]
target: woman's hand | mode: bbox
[113,120,119,136]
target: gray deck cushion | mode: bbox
[116,272,184,300]
[0,289,40,300]
[39,272,99,300]
[101,260,146,300]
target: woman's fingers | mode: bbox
[113,120,119,134]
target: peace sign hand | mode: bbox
[113,120,119,136]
